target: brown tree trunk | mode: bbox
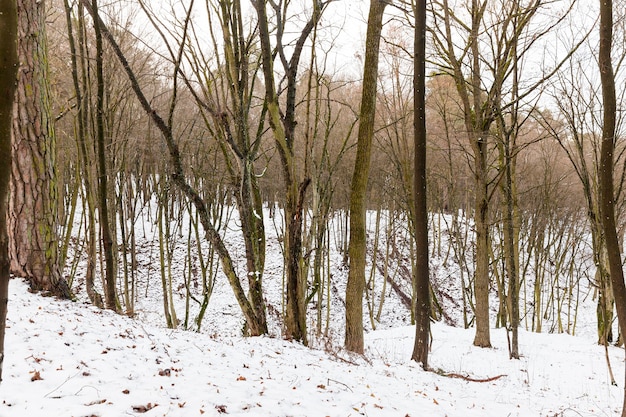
[62,0,102,308]
[345,0,387,354]
[0,0,18,383]
[92,0,118,311]
[411,0,430,368]
[10,0,70,298]
[598,1,626,415]
[251,0,327,344]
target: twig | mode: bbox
[437,371,507,383]
[327,378,353,392]
[44,371,82,398]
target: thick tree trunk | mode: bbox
[0,0,18,382]
[345,0,387,354]
[598,1,626,415]
[9,0,70,298]
[411,0,430,368]
[472,142,492,348]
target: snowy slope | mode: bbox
[1,278,622,417]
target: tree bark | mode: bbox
[91,0,118,311]
[0,0,18,383]
[62,0,102,308]
[9,0,70,298]
[411,0,430,368]
[598,1,626,415]
[251,0,327,344]
[345,0,387,354]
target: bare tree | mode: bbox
[92,0,118,311]
[61,0,104,307]
[80,0,269,335]
[252,0,332,344]
[0,0,18,383]
[344,0,388,354]
[598,0,626,415]
[431,0,583,348]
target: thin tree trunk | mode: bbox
[0,0,18,383]
[63,0,103,308]
[9,0,70,298]
[345,0,388,354]
[92,0,117,311]
[411,0,430,368]
[598,1,626,415]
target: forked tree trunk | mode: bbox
[252,0,327,344]
[0,0,19,383]
[9,0,70,298]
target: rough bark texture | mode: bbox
[598,1,626,415]
[10,0,70,298]
[0,0,18,382]
[345,0,387,354]
[411,0,430,368]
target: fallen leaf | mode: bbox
[30,371,43,381]
[236,375,246,381]
[132,403,158,413]
[122,389,130,395]
[215,404,227,414]
[85,399,106,406]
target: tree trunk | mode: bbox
[0,0,18,383]
[9,0,70,298]
[251,0,327,344]
[411,0,430,368]
[92,0,118,311]
[345,0,387,354]
[598,1,626,415]
[63,0,103,308]
[470,133,492,348]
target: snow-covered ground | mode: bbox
[0,206,623,416]
[1,279,622,416]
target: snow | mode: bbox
[1,278,622,417]
[0,206,624,416]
